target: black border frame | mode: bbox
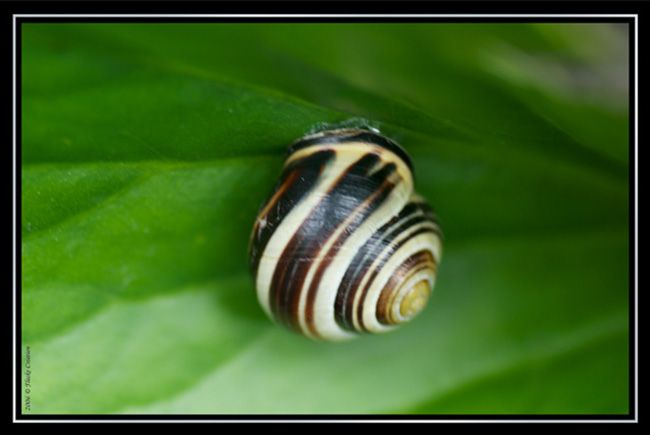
[8,0,641,423]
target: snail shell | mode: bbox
[249,128,442,341]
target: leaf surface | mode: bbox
[21,23,629,414]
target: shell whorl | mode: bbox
[249,128,442,341]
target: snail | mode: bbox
[249,128,442,341]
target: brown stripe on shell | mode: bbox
[269,152,396,332]
[303,169,399,337]
[249,149,334,275]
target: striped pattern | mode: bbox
[249,129,442,341]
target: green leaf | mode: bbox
[21,23,629,414]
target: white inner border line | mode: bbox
[13,14,638,18]
[12,11,17,425]
[13,13,638,424]
[633,13,639,426]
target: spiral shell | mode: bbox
[249,128,442,341]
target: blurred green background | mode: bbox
[21,22,629,414]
